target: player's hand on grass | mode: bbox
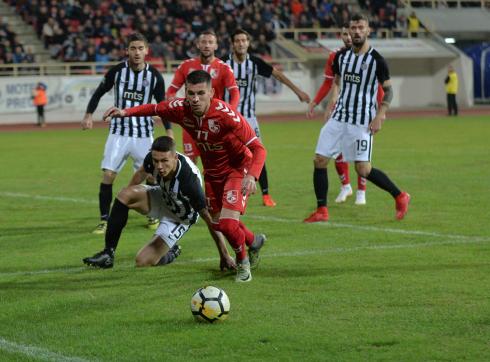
[241,175,257,196]
[103,107,126,122]
[81,114,93,130]
[220,255,236,271]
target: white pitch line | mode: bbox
[1,236,488,278]
[2,191,487,242]
[247,214,490,242]
[0,192,97,205]
[0,337,94,362]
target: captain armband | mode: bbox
[381,85,393,106]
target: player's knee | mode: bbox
[102,170,117,184]
[116,186,135,204]
[355,163,371,178]
[313,154,328,168]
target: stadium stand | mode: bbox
[0,0,487,125]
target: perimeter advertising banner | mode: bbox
[0,72,311,125]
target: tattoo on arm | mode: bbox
[382,85,393,106]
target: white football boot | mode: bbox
[355,190,366,205]
[235,259,252,283]
[335,184,353,203]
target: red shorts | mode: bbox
[205,174,249,215]
[182,129,200,159]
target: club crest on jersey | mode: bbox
[208,119,220,133]
[210,69,218,79]
[226,190,238,204]
[361,63,368,70]
[142,79,150,87]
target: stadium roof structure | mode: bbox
[415,8,490,41]
[274,36,459,65]
[317,38,458,60]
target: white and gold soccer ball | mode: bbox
[190,286,230,323]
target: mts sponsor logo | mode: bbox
[343,72,361,84]
[123,91,144,101]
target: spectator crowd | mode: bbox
[3,0,410,66]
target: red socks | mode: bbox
[335,155,350,185]
[358,176,367,191]
[217,218,248,261]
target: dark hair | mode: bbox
[151,136,176,153]
[350,13,369,24]
[199,29,218,40]
[232,28,251,42]
[127,32,148,47]
[186,70,211,86]
[342,22,349,29]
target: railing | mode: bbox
[276,27,429,41]
[0,58,304,77]
[402,0,490,8]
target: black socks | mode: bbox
[259,164,269,195]
[314,168,328,207]
[366,168,401,198]
[99,183,113,221]
[105,198,129,251]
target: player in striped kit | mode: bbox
[81,33,173,234]
[307,24,386,206]
[82,136,234,269]
[223,29,310,207]
[304,14,410,223]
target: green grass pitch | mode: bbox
[0,115,489,361]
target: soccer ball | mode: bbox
[190,286,230,323]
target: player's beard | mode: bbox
[352,35,366,50]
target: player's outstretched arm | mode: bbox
[272,68,310,103]
[103,104,159,122]
[103,106,126,122]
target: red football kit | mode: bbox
[123,98,266,215]
[166,58,240,160]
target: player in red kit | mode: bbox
[307,25,384,206]
[104,70,266,283]
[166,30,239,164]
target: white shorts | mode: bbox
[146,186,193,248]
[315,119,373,162]
[101,134,153,173]
[245,116,261,138]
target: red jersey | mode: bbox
[124,98,266,180]
[314,49,384,106]
[166,57,240,109]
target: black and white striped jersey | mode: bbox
[331,47,390,126]
[143,152,205,225]
[86,62,165,138]
[222,54,273,119]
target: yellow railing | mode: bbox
[0,57,304,77]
